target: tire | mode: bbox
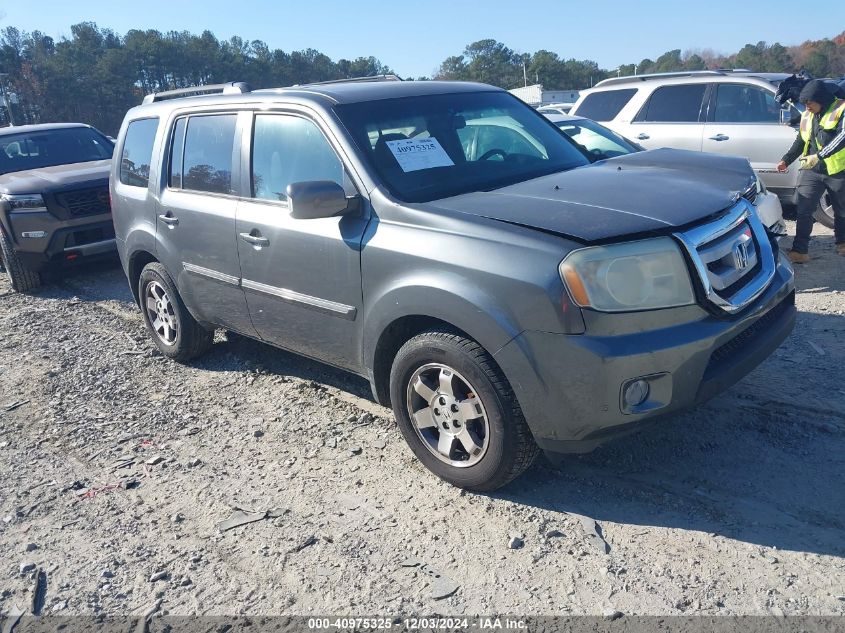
[138,262,212,362]
[0,227,41,292]
[389,329,539,491]
[813,192,834,229]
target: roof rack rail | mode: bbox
[142,82,252,104]
[593,70,728,88]
[293,74,403,87]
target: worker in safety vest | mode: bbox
[777,79,845,263]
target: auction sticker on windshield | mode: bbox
[386,138,455,172]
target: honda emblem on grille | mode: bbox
[732,239,751,270]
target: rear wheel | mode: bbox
[389,329,539,491]
[813,192,835,229]
[138,262,212,361]
[0,227,41,292]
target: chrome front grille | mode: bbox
[740,182,758,206]
[675,201,775,314]
[699,221,758,293]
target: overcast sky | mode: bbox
[4,0,836,79]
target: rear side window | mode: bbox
[575,89,637,121]
[637,85,707,123]
[251,114,343,202]
[180,114,237,194]
[119,118,159,187]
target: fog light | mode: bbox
[623,379,650,408]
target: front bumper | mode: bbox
[753,191,783,229]
[494,253,795,453]
[753,191,787,242]
[6,211,116,272]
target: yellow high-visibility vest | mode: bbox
[800,99,845,175]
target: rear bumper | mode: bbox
[7,211,116,271]
[494,254,795,453]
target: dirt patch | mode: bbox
[1,225,843,618]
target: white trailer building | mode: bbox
[508,84,580,107]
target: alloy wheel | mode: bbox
[144,280,178,346]
[406,363,489,467]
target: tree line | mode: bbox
[0,22,843,135]
[434,33,845,90]
[0,23,393,134]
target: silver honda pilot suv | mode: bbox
[111,79,796,491]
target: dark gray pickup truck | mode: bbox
[0,123,115,291]
[111,80,796,491]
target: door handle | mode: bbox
[636,133,650,140]
[239,232,270,247]
[158,214,179,227]
[709,134,730,141]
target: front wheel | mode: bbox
[0,228,41,292]
[138,262,212,362]
[813,192,834,229]
[389,329,539,491]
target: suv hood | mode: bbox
[429,149,756,243]
[0,160,111,195]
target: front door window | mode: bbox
[712,84,780,123]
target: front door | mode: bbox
[235,112,368,371]
[156,112,254,335]
[702,82,800,193]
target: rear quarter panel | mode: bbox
[110,112,163,282]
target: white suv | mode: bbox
[570,70,835,227]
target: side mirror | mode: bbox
[287,181,350,220]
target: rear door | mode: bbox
[156,112,255,334]
[235,110,368,371]
[625,84,708,151]
[702,82,799,193]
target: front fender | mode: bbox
[362,272,522,371]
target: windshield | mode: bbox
[555,118,641,159]
[335,92,589,202]
[0,127,114,175]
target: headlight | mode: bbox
[560,237,695,312]
[2,194,47,212]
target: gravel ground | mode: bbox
[0,221,843,619]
